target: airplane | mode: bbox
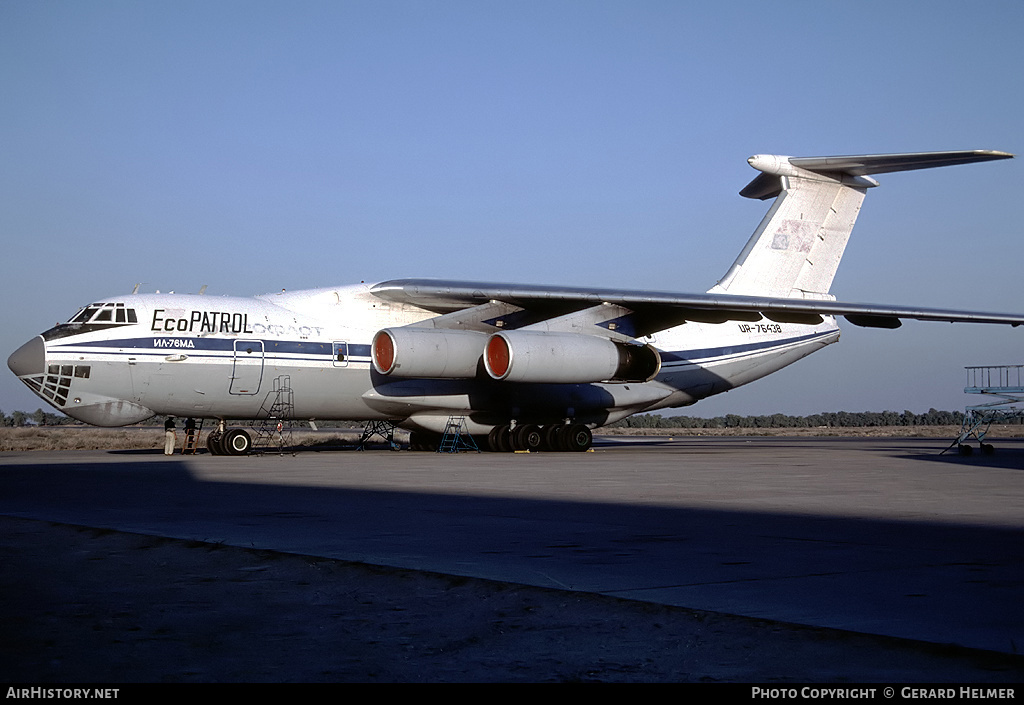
[7,149,1021,454]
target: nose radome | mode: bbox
[8,336,45,377]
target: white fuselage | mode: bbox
[13,283,839,434]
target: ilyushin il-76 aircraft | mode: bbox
[8,150,1021,454]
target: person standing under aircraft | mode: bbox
[163,417,176,455]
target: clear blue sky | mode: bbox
[2,0,1021,418]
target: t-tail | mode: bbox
[709,150,1013,300]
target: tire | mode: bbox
[562,424,592,452]
[513,424,543,452]
[206,431,225,455]
[409,431,429,451]
[488,424,511,452]
[411,431,441,452]
[222,428,252,456]
[541,424,562,452]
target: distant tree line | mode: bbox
[607,409,988,429]
[2,408,1001,429]
[0,408,79,427]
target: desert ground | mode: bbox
[3,423,1020,453]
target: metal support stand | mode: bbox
[438,416,480,453]
[945,365,1024,456]
[359,420,400,451]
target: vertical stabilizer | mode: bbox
[709,150,1013,299]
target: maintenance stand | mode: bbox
[948,365,1024,455]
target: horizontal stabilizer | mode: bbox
[741,150,1013,199]
[789,150,1014,176]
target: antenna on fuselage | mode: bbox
[132,283,141,294]
[199,285,208,295]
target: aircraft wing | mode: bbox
[371,278,1024,336]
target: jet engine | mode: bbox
[483,330,661,384]
[372,327,487,378]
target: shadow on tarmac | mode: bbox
[2,446,1023,657]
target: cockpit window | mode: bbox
[71,307,99,323]
[66,303,138,325]
[48,302,139,341]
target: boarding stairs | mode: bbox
[947,365,1024,455]
[249,375,296,454]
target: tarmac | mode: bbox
[2,436,1023,682]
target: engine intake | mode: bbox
[372,327,487,378]
[483,331,661,383]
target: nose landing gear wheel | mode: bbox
[207,431,225,455]
[222,428,252,456]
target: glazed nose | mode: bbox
[8,336,45,377]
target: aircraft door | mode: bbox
[230,339,265,395]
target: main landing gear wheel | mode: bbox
[512,424,543,452]
[487,423,592,452]
[487,424,511,452]
[408,431,441,452]
[222,428,252,456]
[561,424,592,452]
[542,424,562,451]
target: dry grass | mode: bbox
[3,424,1023,452]
[0,427,368,452]
[0,427,166,452]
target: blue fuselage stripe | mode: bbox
[658,330,834,365]
[49,332,829,367]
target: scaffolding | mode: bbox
[947,365,1024,455]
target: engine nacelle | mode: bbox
[483,331,661,384]
[372,327,487,378]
